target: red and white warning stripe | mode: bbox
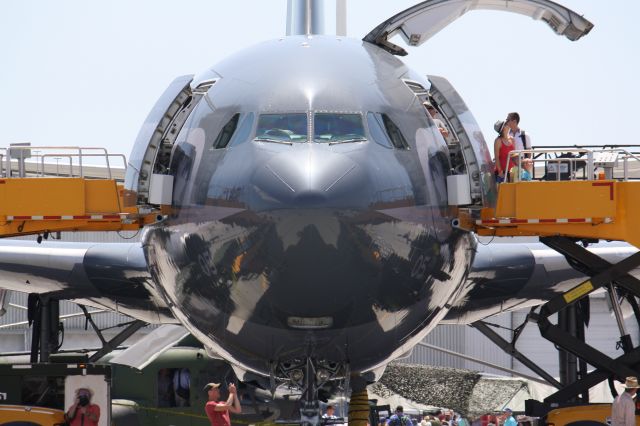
[6,214,122,221]
[476,217,613,225]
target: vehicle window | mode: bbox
[227,112,255,147]
[255,113,307,143]
[381,114,409,149]
[213,114,240,149]
[314,113,366,144]
[367,112,393,149]
[158,368,190,408]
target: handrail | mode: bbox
[40,154,74,177]
[508,147,640,182]
[0,146,127,180]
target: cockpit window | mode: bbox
[255,113,307,143]
[313,113,366,144]
[367,112,393,149]
[213,113,240,149]
[227,113,255,147]
[381,114,410,149]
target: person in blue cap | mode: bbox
[502,408,517,426]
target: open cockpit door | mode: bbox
[124,75,219,207]
[364,0,593,55]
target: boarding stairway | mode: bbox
[0,144,164,238]
[454,146,640,413]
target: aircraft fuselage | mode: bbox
[142,36,476,377]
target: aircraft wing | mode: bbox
[0,240,175,324]
[364,0,593,55]
[444,241,639,324]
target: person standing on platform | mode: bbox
[423,101,450,139]
[493,120,515,183]
[505,112,531,157]
[612,376,639,426]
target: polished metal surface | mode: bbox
[141,36,476,376]
[287,0,326,36]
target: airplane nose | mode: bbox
[253,146,366,208]
[293,190,327,206]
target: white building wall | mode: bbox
[512,295,640,378]
[401,312,513,376]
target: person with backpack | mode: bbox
[387,406,414,426]
[505,112,532,157]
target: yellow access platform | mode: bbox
[459,148,640,248]
[0,145,162,238]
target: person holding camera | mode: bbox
[65,387,100,426]
[204,382,242,426]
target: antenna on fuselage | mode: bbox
[286,0,347,36]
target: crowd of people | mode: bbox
[373,406,528,426]
[492,112,532,183]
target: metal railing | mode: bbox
[508,147,640,183]
[0,146,127,180]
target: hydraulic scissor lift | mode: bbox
[458,147,640,413]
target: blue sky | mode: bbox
[1,1,638,163]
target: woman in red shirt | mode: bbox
[204,383,242,426]
[493,120,515,183]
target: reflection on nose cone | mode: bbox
[255,147,364,208]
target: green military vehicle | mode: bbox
[0,344,291,426]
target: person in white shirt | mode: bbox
[423,101,450,140]
[323,405,338,421]
[505,112,531,156]
[611,376,639,426]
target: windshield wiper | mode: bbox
[254,137,293,145]
[327,138,367,146]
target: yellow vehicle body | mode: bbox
[0,404,65,425]
[545,403,640,425]
[546,403,610,425]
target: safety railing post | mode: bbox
[624,156,629,181]
[586,151,594,180]
[100,148,112,180]
[78,148,83,178]
[6,149,11,178]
